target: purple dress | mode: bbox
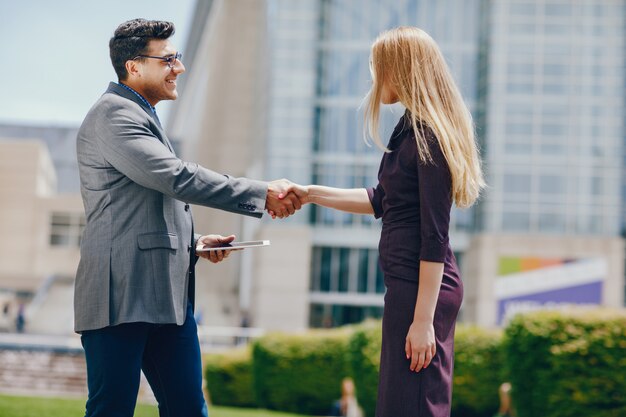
[367,113,463,417]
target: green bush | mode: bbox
[452,325,504,417]
[204,347,256,408]
[347,320,381,417]
[252,328,353,415]
[347,321,504,417]
[504,308,626,417]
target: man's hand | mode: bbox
[196,234,237,263]
[266,179,302,219]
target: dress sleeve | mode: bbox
[418,129,453,262]
[367,184,384,219]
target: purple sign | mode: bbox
[497,281,603,325]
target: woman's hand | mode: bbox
[405,320,436,372]
[196,234,237,263]
[280,183,310,205]
[269,183,310,218]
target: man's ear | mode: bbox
[125,59,142,79]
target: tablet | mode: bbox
[196,240,270,252]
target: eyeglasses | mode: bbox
[134,52,182,69]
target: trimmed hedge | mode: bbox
[347,321,504,417]
[452,325,503,417]
[504,308,626,417]
[251,328,353,415]
[347,320,381,417]
[204,325,502,416]
[204,347,256,407]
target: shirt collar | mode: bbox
[116,82,158,115]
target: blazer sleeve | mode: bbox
[93,101,267,218]
[417,129,453,262]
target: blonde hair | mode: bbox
[364,26,485,208]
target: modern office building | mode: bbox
[167,0,625,330]
[461,0,626,326]
[477,0,625,236]
[169,0,483,329]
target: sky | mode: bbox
[0,0,195,126]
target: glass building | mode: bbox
[172,0,626,329]
[478,0,625,235]
[263,0,481,327]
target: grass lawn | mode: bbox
[0,394,307,417]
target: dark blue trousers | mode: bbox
[81,304,208,417]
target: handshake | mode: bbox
[265,179,309,219]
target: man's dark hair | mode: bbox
[109,19,175,81]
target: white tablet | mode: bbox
[196,240,270,252]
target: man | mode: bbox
[75,18,300,417]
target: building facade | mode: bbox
[167,0,625,330]
[0,140,83,334]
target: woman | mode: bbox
[280,27,485,416]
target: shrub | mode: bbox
[347,321,504,417]
[204,347,256,407]
[452,325,504,417]
[252,328,353,415]
[347,320,381,417]
[504,308,626,417]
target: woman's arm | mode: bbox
[405,261,444,372]
[282,184,374,215]
[405,127,453,372]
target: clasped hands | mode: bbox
[265,179,308,219]
[197,180,308,263]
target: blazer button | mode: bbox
[184,204,190,211]
[187,244,191,252]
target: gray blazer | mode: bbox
[74,82,267,332]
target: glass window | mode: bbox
[502,211,530,231]
[510,23,535,35]
[540,143,565,155]
[311,246,383,294]
[542,104,568,117]
[49,212,85,248]
[538,212,565,232]
[357,249,369,293]
[507,62,534,77]
[543,63,568,76]
[338,248,350,292]
[542,83,568,95]
[509,2,537,16]
[539,175,564,194]
[503,174,531,194]
[545,4,571,16]
[592,177,603,196]
[544,23,569,35]
[506,123,532,135]
[543,43,570,56]
[504,142,532,155]
[507,82,534,95]
[506,102,534,118]
[541,123,565,135]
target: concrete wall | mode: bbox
[167,0,274,327]
[0,141,81,291]
[250,224,311,331]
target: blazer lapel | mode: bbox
[105,82,176,155]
